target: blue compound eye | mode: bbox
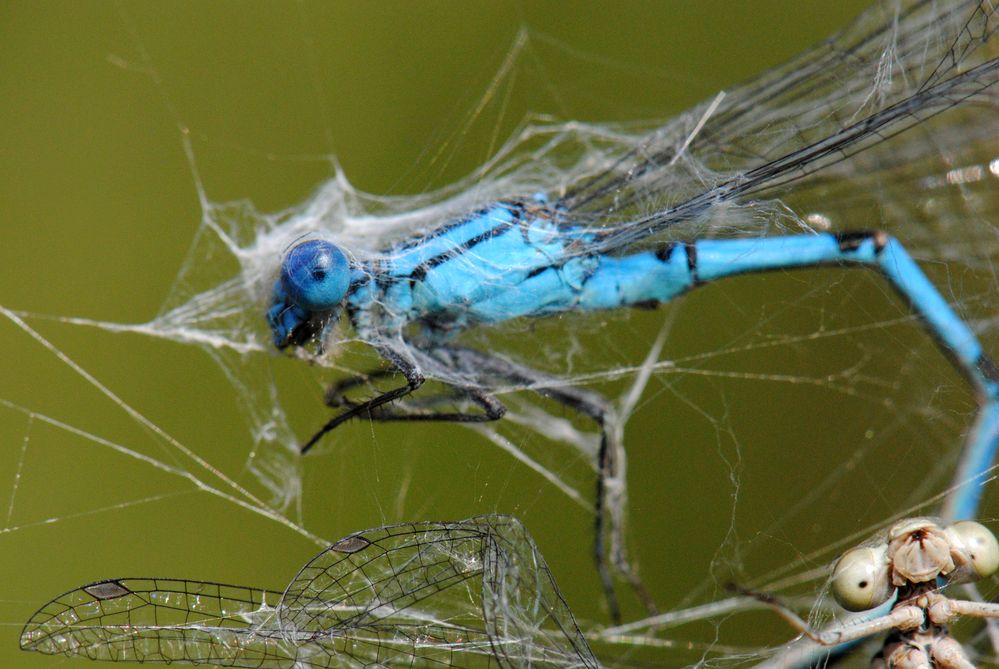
[280,240,350,312]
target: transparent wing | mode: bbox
[278,515,599,669]
[21,517,596,669]
[557,0,999,246]
[20,578,295,668]
[477,516,598,669]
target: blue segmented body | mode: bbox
[267,200,999,518]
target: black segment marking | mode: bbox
[836,230,890,254]
[835,230,875,252]
[685,242,699,283]
[655,243,676,262]
[978,355,999,385]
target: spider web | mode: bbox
[3,2,999,668]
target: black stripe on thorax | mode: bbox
[684,242,699,284]
[408,204,526,287]
[393,200,524,253]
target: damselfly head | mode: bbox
[266,238,350,349]
[281,239,351,312]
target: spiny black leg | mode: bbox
[325,369,399,408]
[355,385,507,423]
[301,347,424,454]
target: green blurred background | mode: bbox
[3,2,996,667]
